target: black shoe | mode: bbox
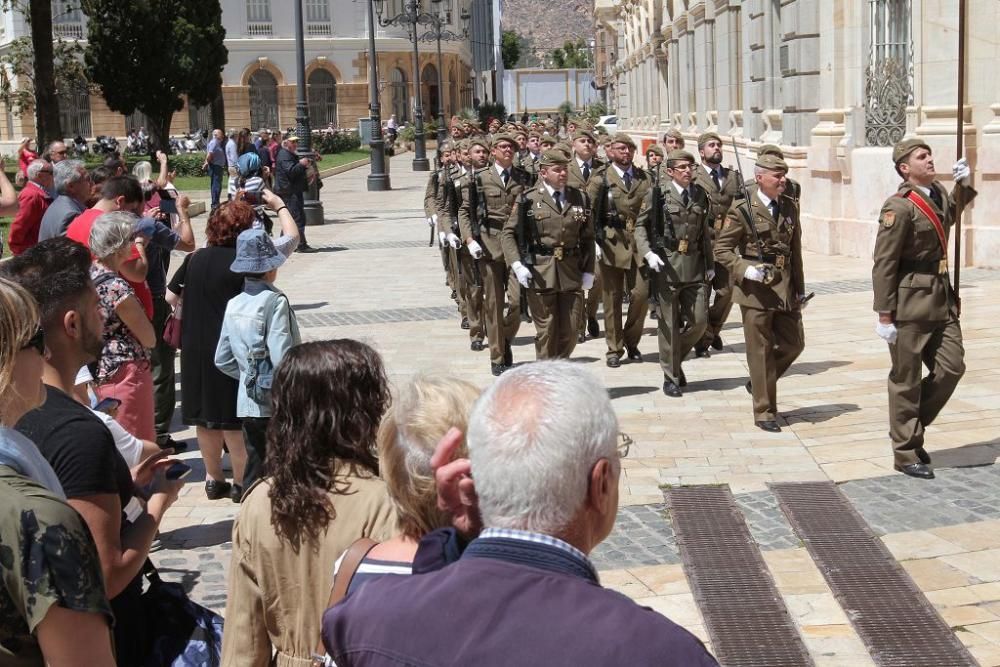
[156,435,188,453]
[694,345,711,358]
[295,243,317,253]
[606,356,621,368]
[679,369,687,387]
[711,335,724,351]
[461,317,470,330]
[471,339,484,351]
[450,289,457,301]
[626,345,642,361]
[662,378,682,397]
[649,307,660,320]
[503,342,513,366]
[587,317,600,339]
[491,363,506,377]
[231,484,244,503]
[205,479,232,500]
[755,420,782,433]
[745,381,753,394]
[916,448,932,465]
[895,463,935,480]
[577,332,586,344]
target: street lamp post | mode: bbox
[374,0,435,172]
[366,0,390,190]
[419,0,470,144]
[293,0,324,225]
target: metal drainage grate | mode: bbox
[771,482,978,667]
[666,486,813,667]
[296,306,456,329]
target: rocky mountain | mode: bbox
[502,0,594,68]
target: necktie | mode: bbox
[554,191,563,211]
[712,169,721,191]
[769,201,780,221]
[929,187,943,210]
[582,162,591,182]
[623,171,632,190]
[502,169,510,186]
[682,190,690,208]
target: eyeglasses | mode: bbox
[670,163,694,171]
[617,432,633,459]
[22,326,45,355]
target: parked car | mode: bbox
[596,114,618,135]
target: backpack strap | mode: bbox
[312,537,378,666]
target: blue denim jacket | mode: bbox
[215,279,301,417]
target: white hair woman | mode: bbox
[89,211,157,440]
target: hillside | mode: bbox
[502,0,594,68]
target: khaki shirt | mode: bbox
[458,165,529,261]
[692,164,741,236]
[635,181,713,284]
[586,164,651,270]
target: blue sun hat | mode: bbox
[230,227,286,274]
[237,151,262,178]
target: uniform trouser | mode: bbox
[888,316,965,466]
[483,257,522,365]
[600,263,649,359]
[702,261,734,345]
[529,289,583,359]
[151,295,176,441]
[741,306,804,422]
[578,264,603,334]
[458,249,485,341]
[447,247,467,319]
[654,281,709,383]
[441,244,454,289]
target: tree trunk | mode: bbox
[145,108,172,157]
[30,0,62,144]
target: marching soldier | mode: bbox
[715,154,807,433]
[636,149,713,397]
[452,137,490,352]
[754,144,801,211]
[425,142,452,295]
[587,133,651,367]
[663,128,684,152]
[693,131,742,356]
[459,133,530,376]
[872,139,973,479]
[503,150,595,360]
[437,140,471,330]
[645,144,665,180]
[568,128,605,342]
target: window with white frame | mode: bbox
[865,0,911,146]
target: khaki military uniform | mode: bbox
[518,151,541,184]
[586,164,651,360]
[716,186,805,422]
[459,164,529,367]
[569,156,606,337]
[435,165,471,328]
[635,180,713,383]
[501,184,595,359]
[425,167,453,292]
[693,164,741,348]
[452,168,485,345]
[872,181,974,466]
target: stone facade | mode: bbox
[599,0,1000,267]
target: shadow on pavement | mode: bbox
[608,385,659,399]
[683,376,750,392]
[291,301,329,311]
[788,360,852,376]
[932,440,1000,469]
[782,403,861,425]
[159,520,234,550]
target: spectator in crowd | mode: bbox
[15,136,38,183]
[214,227,300,495]
[253,128,266,150]
[0,276,117,667]
[203,128,227,210]
[222,340,396,667]
[256,129,274,187]
[88,211,157,441]
[236,127,256,156]
[225,128,239,199]
[268,129,282,166]
[103,156,126,177]
[274,134,316,253]
[86,166,113,207]
[8,159,53,255]
[323,361,718,667]
[37,159,92,242]
[228,128,257,201]
[75,365,161,466]
[4,238,183,665]
[42,140,67,164]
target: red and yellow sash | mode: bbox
[904,190,949,273]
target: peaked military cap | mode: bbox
[540,133,556,145]
[539,149,570,166]
[491,132,517,149]
[757,144,784,159]
[610,132,637,149]
[468,136,490,151]
[666,149,696,165]
[892,137,932,164]
[697,131,722,148]
[755,153,788,172]
[573,128,597,143]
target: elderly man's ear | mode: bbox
[587,458,619,538]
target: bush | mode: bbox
[75,152,207,177]
[478,101,507,127]
[311,131,361,155]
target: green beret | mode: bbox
[573,128,597,143]
[892,137,932,164]
[491,133,517,149]
[456,139,470,151]
[757,143,784,159]
[755,153,788,172]
[439,141,454,152]
[511,127,528,138]
[697,132,722,148]
[610,132,636,149]
[645,145,664,157]
[540,133,556,145]
[663,128,684,141]
[666,149,696,165]
[468,136,490,151]
[539,149,569,167]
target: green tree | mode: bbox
[80,0,228,154]
[550,39,592,69]
[501,30,521,69]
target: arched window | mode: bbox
[307,69,337,127]
[59,82,91,137]
[390,67,408,122]
[249,69,279,131]
[422,63,439,118]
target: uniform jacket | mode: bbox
[435,165,464,235]
[635,180,713,284]
[500,184,595,291]
[458,164,529,261]
[692,163,741,235]
[715,185,804,311]
[567,156,605,191]
[872,181,975,322]
[586,164,651,270]
[423,169,440,218]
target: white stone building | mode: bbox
[598,0,1000,266]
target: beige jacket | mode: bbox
[222,471,396,667]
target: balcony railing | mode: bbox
[247,22,273,37]
[53,22,84,39]
[307,22,332,36]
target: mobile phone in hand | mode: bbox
[165,462,192,481]
[94,397,122,414]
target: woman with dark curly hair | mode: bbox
[165,197,298,501]
[222,340,395,666]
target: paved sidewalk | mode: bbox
[152,155,1000,666]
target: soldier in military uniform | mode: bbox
[636,149,713,397]
[459,133,529,375]
[567,128,605,342]
[425,142,453,293]
[452,137,491,351]
[755,144,801,211]
[502,150,595,359]
[693,131,743,356]
[872,138,973,479]
[437,140,471,330]
[663,128,684,152]
[715,154,806,432]
[586,132,651,367]
[645,144,665,180]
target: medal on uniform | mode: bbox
[678,239,689,253]
[554,246,564,260]
[775,255,786,269]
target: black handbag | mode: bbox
[139,560,224,666]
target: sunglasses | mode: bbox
[22,326,45,355]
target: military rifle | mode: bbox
[730,138,775,285]
[429,152,441,246]
[515,192,535,321]
[465,171,484,287]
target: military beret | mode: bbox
[468,136,490,151]
[512,127,528,138]
[539,149,569,167]
[757,143,784,159]
[491,133,517,149]
[697,132,722,147]
[439,140,454,152]
[528,130,543,140]
[663,128,684,142]
[610,132,636,149]
[555,144,573,160]
[573,128,597,143]
[540,133,556,145]
[646,145,664,157]
[892,137,932,164]
[456,139,470,151]
[755,153,788,172]
[666,149,696,165]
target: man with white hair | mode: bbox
[37,160,92,242]
[8,159,53,254]
[322,361,718,666]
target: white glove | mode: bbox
[953,158,970,185]
[467,240,483,259]
[438,231,446,246]
[707,268,716,281]
[644,251,664,273]
[595,243,603,261]
[875,320,898,344]
[446,233,461,249]
[511,261,532,288]
[743,265,766,283]
[582,272,595,290]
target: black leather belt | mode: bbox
[534,245,579,258]
[899,259,946,275]
[742,253,788,268]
